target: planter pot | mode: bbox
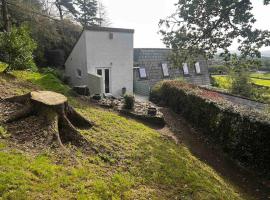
[148,107,157,116]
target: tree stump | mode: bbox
[3,91,94,149]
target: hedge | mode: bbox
[150,80,270,176]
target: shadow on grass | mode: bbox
[132,136,242,200]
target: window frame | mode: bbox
[161,63,170,78]
[109,32,114,40]
[182,63,189,76]
[76,68,82,78]
[138,67,148,79]
[194,62,202,74]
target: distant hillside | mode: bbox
[262,50,270,57]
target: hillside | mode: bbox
[0,65,245,199]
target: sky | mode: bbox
[102,0,270,51]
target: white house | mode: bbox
[65,27,134,97]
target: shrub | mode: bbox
[0,24,37,73]
[230,69,253,98]
[124,94,135,110]
[151,80,270,176]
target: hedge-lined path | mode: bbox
[157,107,270,200]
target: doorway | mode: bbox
[96,68,111,93]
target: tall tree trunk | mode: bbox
[55,0,64,20]
[1,0,10,32]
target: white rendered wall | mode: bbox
[85,30,134,96]
[65,32,87,87]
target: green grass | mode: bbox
[212,74,270,88]
[250,72,270,80]
[0,64,245,199]
[251,78,270,87]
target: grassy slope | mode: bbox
[0,64,244,200]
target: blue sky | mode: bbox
[102,0,270,51]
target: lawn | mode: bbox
[0,64,245,199]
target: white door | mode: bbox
[96,68,111,93]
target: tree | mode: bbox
[96,1,111,27]
[2,0,82,67]
[225,54,254,97]
[159,0,270,64]
[75,0,99,27]
[0,25,37,73]
[3,91,94,151]
[1,0,10,31]
[54,0,77,20]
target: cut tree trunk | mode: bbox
[3,91,94,149]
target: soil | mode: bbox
[157,107,270,200]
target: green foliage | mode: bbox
[208,65,229,74]
[6,0,82,67]
[124,94,135,110]
[230,69,253,98]
[75,0,99,27]
[0,65,245,199]
[0,25,37,72]
[151,80,270,176]
[159,0,270,66]
[212,74,270,103]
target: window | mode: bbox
[97,69,102,76]
[76,69,82,77]
[182,63,189,75]
[194,62,201,74]
[109,32,113,40]
[139,67,147,79]
[161,63,169,77]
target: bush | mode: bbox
[230,69,253,98]
[124,94,135,110]
[0,25,37,73]
[151,80,270,176]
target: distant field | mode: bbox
[250,73,270,80]
[212,74,270,103]
[212,74,270,88]
[251,78,270,87]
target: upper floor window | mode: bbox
[76,69,82,78]
[194,62,201,74]
[162,63,169,77]
[139,67,147,79]
[182,63,189,75]
[109,32,113,40]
